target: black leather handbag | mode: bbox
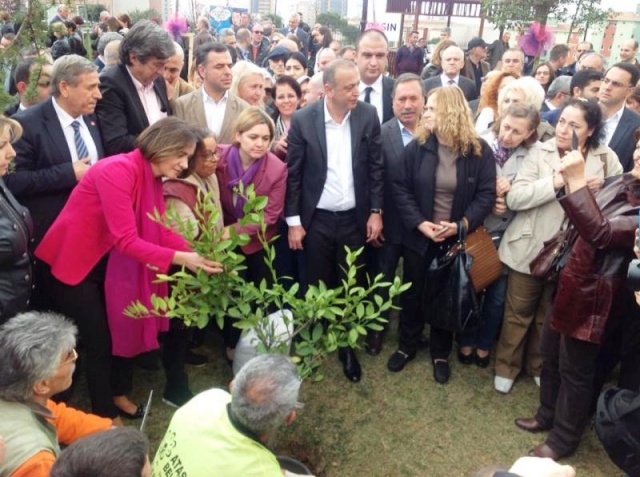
[428,223,482,333]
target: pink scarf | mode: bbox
[105,151,171,358]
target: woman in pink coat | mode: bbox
[36,118,221,422]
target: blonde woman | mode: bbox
[388,86,496,384]
[0,117,32,324]
[230,61,266,108]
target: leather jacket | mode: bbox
[0,178,33,322]
[552,175,639,344]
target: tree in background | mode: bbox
[316,12,359,45]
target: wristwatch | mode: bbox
[370,208,383,215]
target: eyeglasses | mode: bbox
[253,30,263,35]
[59,348,78,367]
[198,149,219,162]
[603,77,632,89]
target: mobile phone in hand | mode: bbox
[433,226,448,238]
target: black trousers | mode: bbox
[535,313,601,456]
[398,243,455,358]
[41,260,122,418]
[304,209,365,289]
[368,241,404,326]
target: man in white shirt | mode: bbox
[174,42,248,144]
[6,54,104,311]
[286,59,384,383]
[96,20,174,155]
[598,62,640,171]
[355,29,394,124]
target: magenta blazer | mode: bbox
[216,144,287,255]
[36,149,187,285]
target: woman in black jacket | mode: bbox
[387,86,496,383]
[0,117,32,323]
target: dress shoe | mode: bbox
[474,351,490,368]
[432,359,450,384]
[117,403,146,420]
[365,331,383,356]
[387,349,415,372]
[528,442,564,461]
[515,417,551,433]
[494,376,515,394]
[338,348,361,382]
[457,349,474,365]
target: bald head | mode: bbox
[441,45,464,78]
[278,38,299,52]
[305,72,325,105]
[316,47,336,72]
[620,39,639,63]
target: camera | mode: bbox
[627,259,640,291]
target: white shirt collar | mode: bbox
[202,87,229,105]
[606,104,626,123]
[51,97,83,127]
[126,65,154,94]
[360,74,383,95]
[440,73,460,85]
[323,100,351,126]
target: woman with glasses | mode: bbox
[495,98,622,394]
[162,130,224,406]
[514,127,640,461]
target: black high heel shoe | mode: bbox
[474,350,491,368]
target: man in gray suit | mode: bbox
[174,42,248,144]
[366,73,426,357]
[423,45,477,101]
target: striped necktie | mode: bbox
[71,120,89,160]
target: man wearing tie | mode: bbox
[286,59,384,383]
[423,45,477,101]
[96,20,174,155]
[6,54,104,308]
[356,29,394,124]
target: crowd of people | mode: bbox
[0,5,639,476]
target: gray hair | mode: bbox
[104,40,121,66]
[97,31,123,56]
[51,54,98,97]
[51,428,149,477]
[0,312,77,402]
[172,41,184,61]
[230,60,264,97]
[498,76,546,111]
[546,75,571,99]
[439,45,464,60]
[231,354,301,434]
[219,28,235,40]
[547,75,571,98]
[119,20,175,66]
[577,51,607,72]
[323,58,357,88]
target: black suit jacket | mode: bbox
[609,107,640,172]
[381,76,395,124]
[96,63,171,156]
[380,118,407,244]
[393,134,496,256]
[286,100,384,231]
[3,102,19,117]
[423,75,477,102]
[279,27,309,57]
[5,98,105,247]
